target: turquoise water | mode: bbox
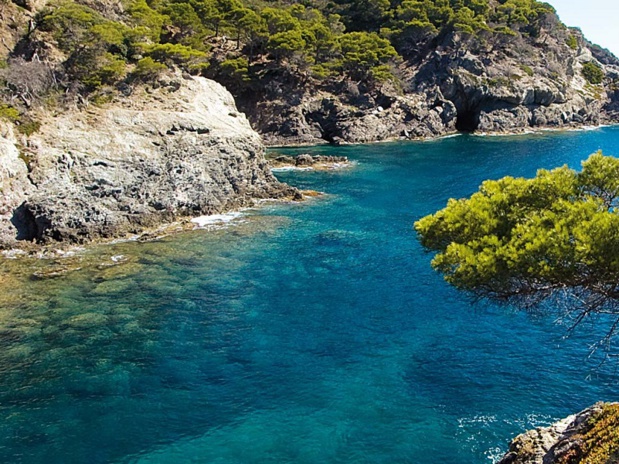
[2,129,619,463]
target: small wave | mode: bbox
[271,166,314,172]
[110,235,140,244]
[55,247,86,257]
[271,163,352,172]
[485,446,505,463]
[191,212,244,228]
[457,415,498,427]
[438,133,461,139]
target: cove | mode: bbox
[3,128,619,463]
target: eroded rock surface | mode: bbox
[0,76,297,248]
[498,403,607,464]
[245,30,618,146]
[269,154,350,169]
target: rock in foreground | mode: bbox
[0,76,297,248]
[499,402,619,464]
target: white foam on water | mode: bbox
[438,133,461,139]
[191,212,244,228]
[486,446,505,463]
[110,235,140,244]
[55,247,86,257]
[270,166,314,172]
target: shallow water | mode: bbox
[3,129,619,463]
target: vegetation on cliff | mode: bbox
[0,0,584,129]
[415,152,619,348]
[567,403,619,464]
[498,403,619,464]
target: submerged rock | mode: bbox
[0,76,298,248]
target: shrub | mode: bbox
[582,61,604,85]
[520,64,534,76]
[132,57,167,81]
[17,119,42,136]
[79,52,127,90]
[141,43,207,66]
[0,104,20,122]
[556,404,619,464]
[218,57,250,84]
[566,34,578,50]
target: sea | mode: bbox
[2,127,619,463]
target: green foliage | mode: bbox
[126,0,165,42]
[23,0,569,103]
[0,104,40,135]
[414,152,619,316]
[337,0,391,32]
[16,119,41,136]
[0,104,20,122]
[337,32,398,81]
[582,61,604,85]
[267,29,306,60]
[452,6,489,34]
[37,2,132,89]
[218,56,250,86]
[141,43,207,66]
[553,404,619,464]
[86,53,128,88]
[161,2,204,39]
[132,57,167,81]
[493,25,516,36]
[566,33,578,50]
[519,64,534,76]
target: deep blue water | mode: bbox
[2,128,619,463]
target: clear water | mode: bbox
[2,128,619,463]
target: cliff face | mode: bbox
[0,75,296,248]
[242,29,618,146]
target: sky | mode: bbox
[549,0,619,57]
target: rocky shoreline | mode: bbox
[268,154,351,170]
[241,30,619,147]
[0,75,299,250]
[498,403,618,464]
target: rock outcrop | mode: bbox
[269,154,350,169]
[498,403,616,464]
[243,29,619,146]
[0,75,297,248]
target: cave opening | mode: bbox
[455,109,480,132]
[11,203,38,242]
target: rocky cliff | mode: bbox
[0,75,297,248]
[498,402,619,464]
[240,29,619,146]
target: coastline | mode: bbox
[0,191,330,261]
[264,123,618,148]
[3,121,617,257]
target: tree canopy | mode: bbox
[0,0,580,129]
[414,152,619,343]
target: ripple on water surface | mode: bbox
[2,129,619,463]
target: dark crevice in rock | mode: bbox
[304,110,338,143]
[10,202,38,241]
[455,108,480,132]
